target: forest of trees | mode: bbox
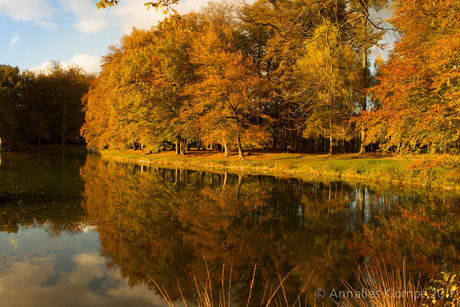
[0,63,92,148]
[83,0,388,158]
[2,0,459,157]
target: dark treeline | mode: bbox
[82,0,389,158]
[0,63,92,149]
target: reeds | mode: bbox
[149,261,457,307]
[149,263,309,307]
[340,262,447,307]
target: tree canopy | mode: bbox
[12,0,460,158]
[362,0,460,154]
[82,0,393,157]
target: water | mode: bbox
[1,151,459,307]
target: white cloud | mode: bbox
[9,33,20,47]
[32,54,101,75]
[105,0,256,34]
[107,0,210,34]
[67,0,108,34]
[35,20,58,28]
[0,252,167,307]
[0,0,57,26]
[107,0,165,33]
[31,60,54,73]
[68,54,101,74]
[74,19,108,33]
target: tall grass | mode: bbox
[149,261,458,307]
[339,263,457,307]
[149,263,309,307]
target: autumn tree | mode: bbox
[240,0,321,152]
[183,17,269,160]
[82,16,197,153]
[82,28,161,150]
[293,22,360,154]
[347,0,389,154]
[363,0,460,154]
[239,0,389,153]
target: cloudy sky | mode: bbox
[0,0,214,74]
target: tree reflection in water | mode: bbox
[80,155,460,307]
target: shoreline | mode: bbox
[97,148,460,191]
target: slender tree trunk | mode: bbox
[329,134,333,154]
[359,9,368,155]
[284,128,288,152]
[329,119,333,154]
[180,138,186,155]
[314,134,318,152]
[223,140,229,157]
[175,139,180,155]
[236,134,244,160]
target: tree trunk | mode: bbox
[284,128,288,152]
[223,140,229,157]
[359,126,366,154]
[236,134,244,160]
[359,10,368,155]
[180,138,186,155]
[329,119,333,154]
[329,134,333,155]
[272,126,277,150]
[175,139,180,155]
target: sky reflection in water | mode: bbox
[0,226,168,307]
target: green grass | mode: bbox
[97,149,460,191]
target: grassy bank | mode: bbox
[99,149,460,190]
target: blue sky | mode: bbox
[0,0,213,74]
[1,0,394,75]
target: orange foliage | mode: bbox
[363,0,460,154]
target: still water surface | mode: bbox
[0,151,459,307]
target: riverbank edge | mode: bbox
[98,149,460,191]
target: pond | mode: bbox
[0,151,459,307]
